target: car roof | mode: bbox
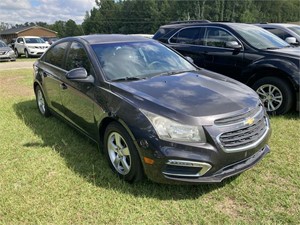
[159,22,259,29]
[19,36,42,38]
[75,34,154,45]
[256,23,300,28]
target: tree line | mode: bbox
[1,0,299,37]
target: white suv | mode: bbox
[14,36,50,58]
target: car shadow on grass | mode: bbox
[14,99,236,200]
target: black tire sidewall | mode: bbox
[25,49,29,58]
[252,77,294,115]
[103,122,143,183]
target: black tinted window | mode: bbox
[264,28,290,40]
[204,27,236,48]
[65,42,91,74]
[43,42,68,68]
[170,28,201,44]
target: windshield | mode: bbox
[92,41,196,80]
[25,38,46,44]
[232,24,290,49]
[0,41,8,47]
[288,26,300,36]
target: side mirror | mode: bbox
[225,41,242,50]
[66,68,94,83]
[285,37,297,45]
[185,56,194,64]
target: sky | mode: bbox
[0,0,97,25]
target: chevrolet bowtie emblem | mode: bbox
[245,117,255,126]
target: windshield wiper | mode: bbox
[150,69,198,78]
[111,76,143,82]
[265,47,280,50]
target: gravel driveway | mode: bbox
[0,60,34,71]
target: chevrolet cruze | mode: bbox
[33,35,271,184]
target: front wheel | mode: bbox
[252,77,294,115]
[35,85,51,117]
[25,49,30,58]
[104,122,144,183]
[15,49,20,57]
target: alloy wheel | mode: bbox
[37,89,46,114]
[256,84,283,112]
[107,132,131,175]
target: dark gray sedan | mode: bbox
[33,35,271,184]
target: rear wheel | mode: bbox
[252,77,294,115]
[35,85,51,117]
[104,122,144,183]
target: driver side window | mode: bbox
[65,42,92,74]
[203,27,237,48]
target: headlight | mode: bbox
[141,110,206,143]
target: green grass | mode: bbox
[0,69,299,224]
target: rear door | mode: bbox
[39,41,69,116]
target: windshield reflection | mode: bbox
[233,25,290,49]
[92,41,196,80]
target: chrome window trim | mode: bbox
[167,25,244,51]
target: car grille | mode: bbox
[219,117,267,150]
[216,105,269,152]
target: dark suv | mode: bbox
[153,21,300,115]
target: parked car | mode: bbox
[14,36,50,58]
[0,40,16,61]
[255,23,300,46]
[33,34,271,184]
[153,21,300,115]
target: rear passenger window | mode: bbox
[65,42,91,74]
[203,27,237,48]
[43,42,68,68]
[170,28,201,44]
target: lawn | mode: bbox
[0,68,299,224]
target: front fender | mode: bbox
[243,58,299,87]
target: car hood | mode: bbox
[110,71,259,121]
[0,47,12,52]
[268,47,300,57]
[26,43,49,47]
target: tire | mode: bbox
[25,49,30,58]
[35,85,51,117]
[252,77,294,115]
[15,49,20,57]
[104,122,144,183]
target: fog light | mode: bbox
[144,157,154,165]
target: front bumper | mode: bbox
[138,106,271,184]
[27,48,47,56]
[163,145,269,184]
[0,52,16,61]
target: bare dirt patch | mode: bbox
[0,71,34,98]
[0,60,33,71]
